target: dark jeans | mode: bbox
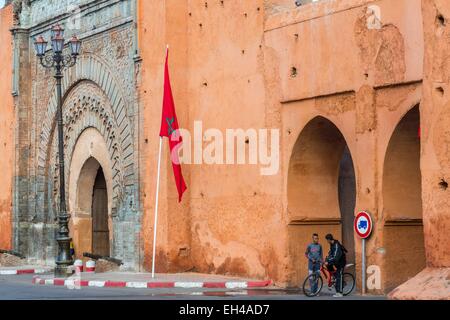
[334,267,344,293]
[308,262,321,292]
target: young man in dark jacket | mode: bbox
[325,234,346,297]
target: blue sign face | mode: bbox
[355,211,373,239]
[358,220,368,230]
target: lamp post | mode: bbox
[34,24,82,277]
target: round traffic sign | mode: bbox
[354,211,373,239]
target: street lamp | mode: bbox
[34,24,82,277]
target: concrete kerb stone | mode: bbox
[0,267,52,275]
[31,274,272,290]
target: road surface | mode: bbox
[0,274,385,300]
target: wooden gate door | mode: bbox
[92,167,110,256]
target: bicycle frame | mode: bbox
[304,262,355,297]
[319,264,336,287]
[309,262,335,287]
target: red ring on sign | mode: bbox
[354,211,372,239]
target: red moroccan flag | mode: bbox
[159,48,187,202]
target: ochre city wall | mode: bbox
[266,0,425,291]
[138,0,193,273]
[0,5,14,251]
[389,0,450,299]
[0,0,439,298]
[420,0,450,269]
[137,0,428,293]
[138,0,287,280]
[0,0,442,298]
[184,0,286,281]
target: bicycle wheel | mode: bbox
[342,273,355,296]
[302,273,323,297]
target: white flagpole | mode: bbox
[151,136,163,278]
[151,45,169,279]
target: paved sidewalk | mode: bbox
[0,266,53,275]
[33,272,273,290]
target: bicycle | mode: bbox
[302,262,355,297]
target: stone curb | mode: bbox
[32,276,272,290]
[0,268,51,275]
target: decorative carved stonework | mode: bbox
[12,0,30,26]
[13,1,139,268]
[48,80,127,219]
[12,0,23,25]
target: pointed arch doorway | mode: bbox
[73,157,111,257]
[287,116,357,285]
[382,105,425,291]
[68,128,114,259]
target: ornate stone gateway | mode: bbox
[11,0,141,269]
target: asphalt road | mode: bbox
[0,274,385,300]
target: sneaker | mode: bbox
[333,293,343,298]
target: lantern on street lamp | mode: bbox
[34,35,48,57]
[68,35,82,56]
[51,24,65,53]
[51,24,64,38]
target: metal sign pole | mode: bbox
[355,211,372,296]
[362,238,366,295]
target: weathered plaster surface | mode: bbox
[354,10,406,87]
[389,268,450,300]
[0,4,14,250]
[136,0,429,292]
[265,0,426,292]
[421,0,450,269]
[383,0,450,299]
[0,0,446,299]
[138,0,286,281]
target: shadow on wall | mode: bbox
[382,105,426,292]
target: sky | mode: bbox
[0,0,5,9]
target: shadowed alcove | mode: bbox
[382,105,425,291]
